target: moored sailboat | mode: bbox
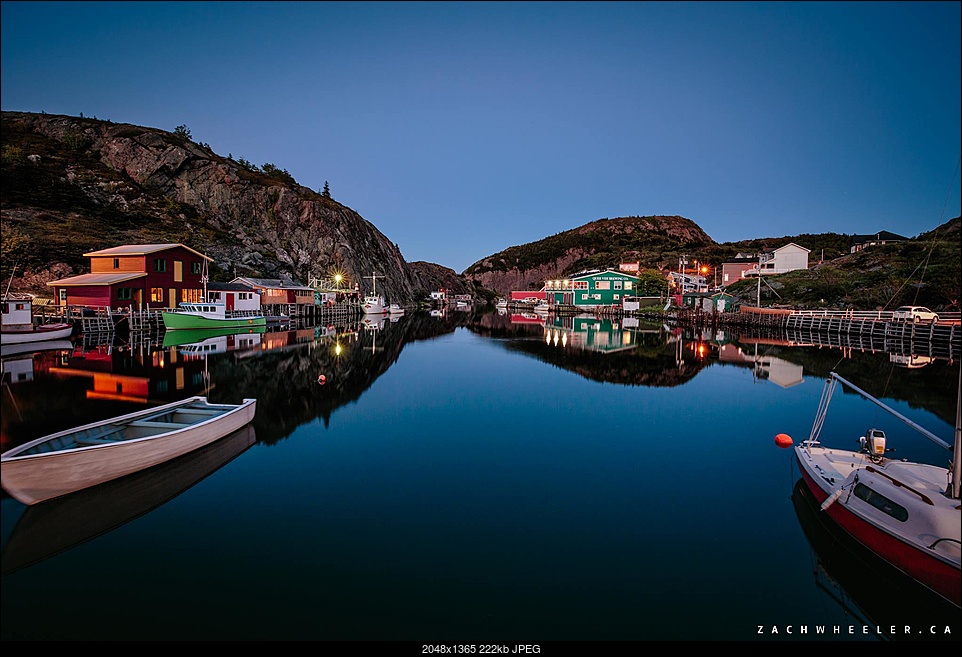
[781,370,961,609]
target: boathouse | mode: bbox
[545,269,639,310]
[47,243,210,311]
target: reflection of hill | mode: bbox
[203,313,461,444]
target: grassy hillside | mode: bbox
[724,218,960,310]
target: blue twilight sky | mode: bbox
[2,1,960,273]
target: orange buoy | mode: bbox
[318,374,327,385]
[774,433,793,448]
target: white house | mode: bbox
[742,243,810,277]
[668,271,708,293]
[207,282,262,313]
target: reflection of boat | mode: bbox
[533,302,551,314]
[162,325,266,351]
[1,396,257,506]
[1,424,256,576]
[161,302,266,331]
[361,315,385,330]
[2,294,73,345]
[790,371,961,609]
[791,478,960,637]
[889,353,934,369]
[494,298,508,309]
[1,338,73,361]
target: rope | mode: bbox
[808,376,836,444]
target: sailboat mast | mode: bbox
[951,366,961,500]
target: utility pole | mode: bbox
[757,253,762,307]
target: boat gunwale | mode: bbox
[1,397,256,461]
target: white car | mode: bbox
[892,305,939,323]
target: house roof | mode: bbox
[569,269,639,280]
[2,292,35,302]
[772,242,811,253]
[851,230,907,243]
[233,276,313,290]
[209,282,258,292]
[84,243,211,260]
[46,272,147,287]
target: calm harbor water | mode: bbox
[2,309,959,643]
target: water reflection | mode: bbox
[2,309,958,453]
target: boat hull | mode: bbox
[362,295,385,315]
[0,323,74,345]
[161,313,266,331]
[795,445,961,609]
[1,397,257,506]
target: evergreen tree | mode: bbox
[322,181,331,198]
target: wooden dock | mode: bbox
[670,306,960,361]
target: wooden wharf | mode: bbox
[669,307,960,362]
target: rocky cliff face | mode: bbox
[1,111,474,301]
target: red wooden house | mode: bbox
[47,244,211,311]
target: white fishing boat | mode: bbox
[1,396,257,506]
[362,272,386,315]
[2,293,73,345]
[387,303,405,316]
[781,370,961,609]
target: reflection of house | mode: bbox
[47,244,210,311]
[545,316,644,354]
[755,356,804,388]
[850,230,907,253]
[49,344,209,403]
[716,344,804,388]
[720,243,810,287]
[544,269,639,310]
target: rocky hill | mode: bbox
[0,111,475,302]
